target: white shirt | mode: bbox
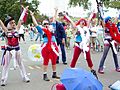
[77,26,90,45]
[19,25,25,34]
[90,26,97,37]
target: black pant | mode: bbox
[19,34,25,41]
[56,39,66,63]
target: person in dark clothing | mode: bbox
[49,8,67,65]
[55,21,67,64]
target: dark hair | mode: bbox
[4,16,14,27]
[62,22,66,26]
[58,12,64,17]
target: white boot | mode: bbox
[22,76,30,83]
[1,78,7,86]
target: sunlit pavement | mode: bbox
[0,36,120,90]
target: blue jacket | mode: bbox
[54,21,66,43]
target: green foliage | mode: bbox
[69,0,89,9]
[0,0,16,21]
[69,0,120,9]
[103,0,120,9]
[0,0,44,24]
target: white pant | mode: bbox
[1,50,28,81]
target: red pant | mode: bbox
[70,46,93,68]
[41,42,58,65]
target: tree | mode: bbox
[69,0,89,9]
[69,0,120,9]
[103,0,120,9]
[0,0,40,24]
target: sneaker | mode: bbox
[63,62,67,65]
[98,68,104,74]
[43,74,50,81]
[116,68,120,72]
[1,79,7,86]
[22,77,30,83]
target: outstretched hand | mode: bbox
[29,10,34,16]
[21,5,29,11]
[54,7,58,12]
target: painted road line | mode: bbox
[49,80,53,82]
[35,65,41,69]
[10,68,15,71]
[55,79,60,81]
[28,66,34,70]
[22,59,27,62]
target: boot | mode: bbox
[22,76,30,83]
[43,74,50,81]
[91,69,98,79]
[1,79,7,86]
[52,72,60,79]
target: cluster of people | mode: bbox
[0,5,120,87]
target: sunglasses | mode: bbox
[108,19,111,21]
[44,23,49,25]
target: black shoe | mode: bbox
[52,75,60,79]
[44,77,50,81]
[56,61,59,64]
[43,74,50,81]
[52,72,60,79]
[91,69,98,79]
[63,62,67,65]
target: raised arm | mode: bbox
[62,14,76,28]
[0,19,8,32]
[16,6,29,30]
[52,7,58,22]
[29,10,43,34]
[29,10,38,26]
[87,11,97,28]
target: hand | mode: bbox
[54,7,58,11]
[21,5,29,10]
[25,6,29,11]
[29,10,34,16]
[62,38,65,45]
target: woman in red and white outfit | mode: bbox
[98,16,120,74]
[61,13,98,79]
[0,6,30,86]
[30,11,60,81]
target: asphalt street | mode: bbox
[0,37,120,90]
